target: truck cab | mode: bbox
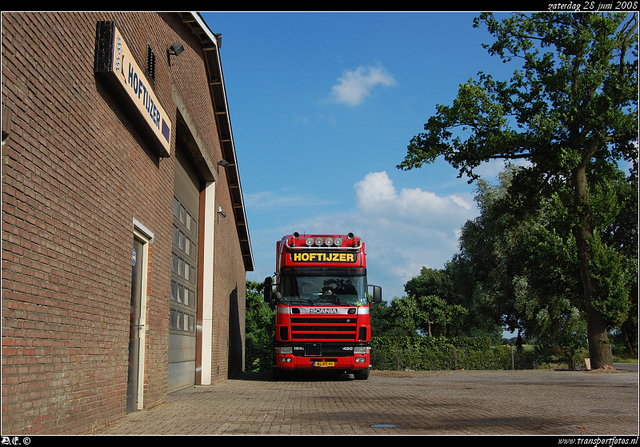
[264,233,382,380]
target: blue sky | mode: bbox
[201,12,520,301]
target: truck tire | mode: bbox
[353,367,370,380]
[272,368,288,381]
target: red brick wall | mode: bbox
[2,12,247,434]
[212,164,248,382]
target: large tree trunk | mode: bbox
[621,325,637,359]
[573,165,613,369]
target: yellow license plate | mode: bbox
[313,362,335,367]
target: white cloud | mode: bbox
[350,171,479,299]
[327,63,396,106]
[354,171,474,226]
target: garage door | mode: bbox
[168,143,200,392]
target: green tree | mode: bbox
[398,12,638,369]
[599,169,638,358]
[388,296,425,337]
[415,295,469,337]
[371,300,408,337]
[445,254,506,339]
[458,166,586,349]
[405,267,457,304]
[374,293,468,338]
[245,280,275,372]
[404,268,470,337]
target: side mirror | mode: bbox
[370,285,382,304]
[264,277,273,303]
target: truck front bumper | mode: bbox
[274,344,371,371]
[275,353,370,371]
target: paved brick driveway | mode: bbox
[98,369,638,436]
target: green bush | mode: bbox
[371,336,517,371]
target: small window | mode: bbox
[147,43,156,82]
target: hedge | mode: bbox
[370,336,518,371]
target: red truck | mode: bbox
[264,232,382,380]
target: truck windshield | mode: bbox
[280,275,367,306]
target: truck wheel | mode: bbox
[272,368,287,381]
[353,368,370,380]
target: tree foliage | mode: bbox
[370,292,468,339]
[245,280,275,372]
[398,12,638,368]
[457,166,587,348]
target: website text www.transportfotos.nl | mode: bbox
[558,437,639,447]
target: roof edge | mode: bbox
[181,12,254,272]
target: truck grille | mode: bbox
[290,315,357,341]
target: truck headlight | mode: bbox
[276,347,292,355]
[354,346,370,355]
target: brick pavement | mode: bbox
[96,369,638,436]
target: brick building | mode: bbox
[2,12,254,434]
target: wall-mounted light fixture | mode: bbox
[218,160,230,167]
[167,42,184,56]
[217,206,226,218]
